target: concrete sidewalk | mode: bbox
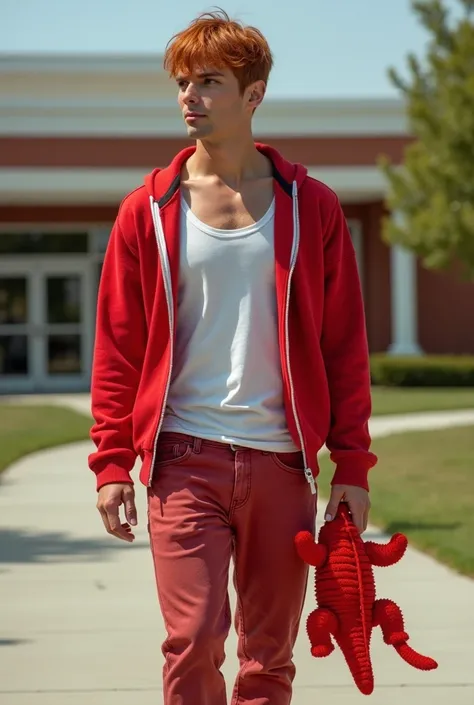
[0,403,473,704]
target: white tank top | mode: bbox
[160,194,299,452]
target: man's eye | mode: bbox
[204,78,218,84]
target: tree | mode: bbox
[380,0,474,279]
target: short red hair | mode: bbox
[163,9,273,93]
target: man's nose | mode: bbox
[183,83,199,104]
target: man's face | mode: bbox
[176,66,258,141]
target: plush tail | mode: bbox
[356,671,374,697]
[374,599,439,672]
[341,634,375,696]
[394,641,438,671]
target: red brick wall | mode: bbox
[0,205,117,223]
[341,201,474,355]
[0,135,411,168]
[418,261,474,354]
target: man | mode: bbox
[89,9,377,705]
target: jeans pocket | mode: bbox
[154,441,193,467]
[270,451,305,475]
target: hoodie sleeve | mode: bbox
[88,209,147,490]
[320,199,377,491]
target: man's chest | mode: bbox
[178,201,276,293]
[182,178,274,230]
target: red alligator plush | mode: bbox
[295,502,438,695]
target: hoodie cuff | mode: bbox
[330,461,371,492]
[94,465,134,491]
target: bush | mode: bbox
[370,354,474,387]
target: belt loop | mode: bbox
[193,437,202,454]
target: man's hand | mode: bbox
[97,483,137,543]
[324,484,371,534]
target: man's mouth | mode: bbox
[185,112,206,122]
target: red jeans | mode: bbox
[147,432,317,705]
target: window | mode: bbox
[91,228,111,254]
[0,233,88,254]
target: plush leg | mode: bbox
[294,531,328,567]
[306,608,338,658]
[365,533,408,567]
[373,599,437,670]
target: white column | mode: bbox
[387,244,423,355]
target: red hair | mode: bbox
[163,9,273,93]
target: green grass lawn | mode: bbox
[371,386,474,415]
[1,388,473,477]
[1,389,474,576]
[0,405,92,476]
[317,424,474,578]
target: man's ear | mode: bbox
[247,80,266,111]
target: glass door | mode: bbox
[0,267,35,393]
[0,258,94,393]
[36,259,94,392]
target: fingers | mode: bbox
[123,486,138,527]
[106,500,135,542]
[347,493,371,535]
[363,501,371,533]
[97,484,136,542]
[348,501,365,535]
[99,508,134,542]
[324,485,371,534]
[324,485,345,522]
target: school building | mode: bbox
[1,54,473,394]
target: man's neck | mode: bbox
[185,136,271,189]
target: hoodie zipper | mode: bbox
[285,182,317,495]
[148,187,316,495]
[148,196,175,486]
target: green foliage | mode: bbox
[380,0,474,279]
[370,353,474,386]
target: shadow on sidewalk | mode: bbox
[0,638,33,647]
[384,520,460,533]
[0,528,149,564]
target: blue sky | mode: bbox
[1,0,460,98]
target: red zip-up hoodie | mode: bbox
[89,144,377,493]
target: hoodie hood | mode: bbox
[144,143,308,206]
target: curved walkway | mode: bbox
[0,398,473,704]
